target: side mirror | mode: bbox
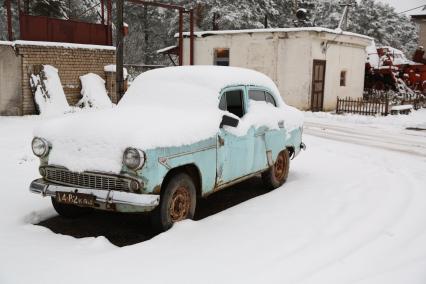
[220,115,239,128]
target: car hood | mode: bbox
[34,106,223,173]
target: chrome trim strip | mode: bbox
[29,179,159,208]
[158,145,216,169]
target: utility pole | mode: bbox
[116,0,125,101]
[338,0,354,30]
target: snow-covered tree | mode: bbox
[30,0,69,19]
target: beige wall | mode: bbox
[415,19,426,48]
[182,31,370,111]
[0,45,22,116]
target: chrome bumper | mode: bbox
[29,179,160,210]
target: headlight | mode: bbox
[31,137,49,157]
[123,148,145,170]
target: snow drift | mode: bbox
[78,73,113,109]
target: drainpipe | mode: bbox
[116,0,125,101]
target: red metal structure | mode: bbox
[365,46,426,94]
[126,0,195,66]
[5,0,113,45]
[5,0,194,65]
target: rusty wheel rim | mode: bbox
[169,186,191,222]
[274,152,287,181]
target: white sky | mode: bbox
[378,0,426,15]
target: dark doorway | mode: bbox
[311,60,326,112]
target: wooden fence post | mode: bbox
[384,92,389,116]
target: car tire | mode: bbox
[51,197,94,218]
[261,149,290,189]
[151,173,197,232]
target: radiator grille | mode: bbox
[44,167,131,192]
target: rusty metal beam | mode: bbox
[107,0,112,45]
[101,0,105,24]
[178,9,183,65]
[189,9,194,65]
[6,0,13,41]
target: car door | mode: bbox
[216,86,254,185]
[247,88,285,169]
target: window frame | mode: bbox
[247,86,278,107]
[214,48,230,66]
[340,70,347,87]
[218,86,247,118]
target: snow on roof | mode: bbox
[2,40,116,50]
[119,65,284,109]
[175,27,372,41]
[411,8,426,18]
[0,41,14,46]
[156,45,177,54]
[104,64,128,78]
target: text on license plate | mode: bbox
[56,192,95,207]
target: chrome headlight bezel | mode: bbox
[31,137,50,157]
[123,148,145,170]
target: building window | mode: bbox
[340,70,346,86]
[214,48,230,66]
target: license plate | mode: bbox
[56,192,95,207]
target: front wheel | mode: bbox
[51,197,94,218]
[151,173,196,231]
[261,149,290,189]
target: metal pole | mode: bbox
[178,8,183,66]
[116,0,125,101]
[179,9,183,66]
[6,0,13,41]
[189,9,194,65]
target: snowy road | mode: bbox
[304,120,426,156]
[0,113,425,284]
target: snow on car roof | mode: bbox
[119,65,284,109]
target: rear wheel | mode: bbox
[151,173,196,232]
[262,149,290,189]
[51,197,93,218]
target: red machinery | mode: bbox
[365,46,426,94]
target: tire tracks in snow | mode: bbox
[304,121,426,157]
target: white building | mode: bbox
[178,28,371,111]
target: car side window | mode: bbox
[248,90,265,102]
[220,89,245,118]
[248,89,277,107]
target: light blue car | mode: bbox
[30,66,305,231]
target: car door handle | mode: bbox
[278,120,285,128]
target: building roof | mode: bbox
[411,8,426,19]
[176,27,372,41]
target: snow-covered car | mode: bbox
[29,66,305,231]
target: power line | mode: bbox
[398,4,426,15]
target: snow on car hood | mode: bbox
[34,106,223,173]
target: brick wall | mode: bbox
[15,43,115,115]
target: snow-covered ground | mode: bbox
[0,111,425,284]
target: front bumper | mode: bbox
[30,179,160,212]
